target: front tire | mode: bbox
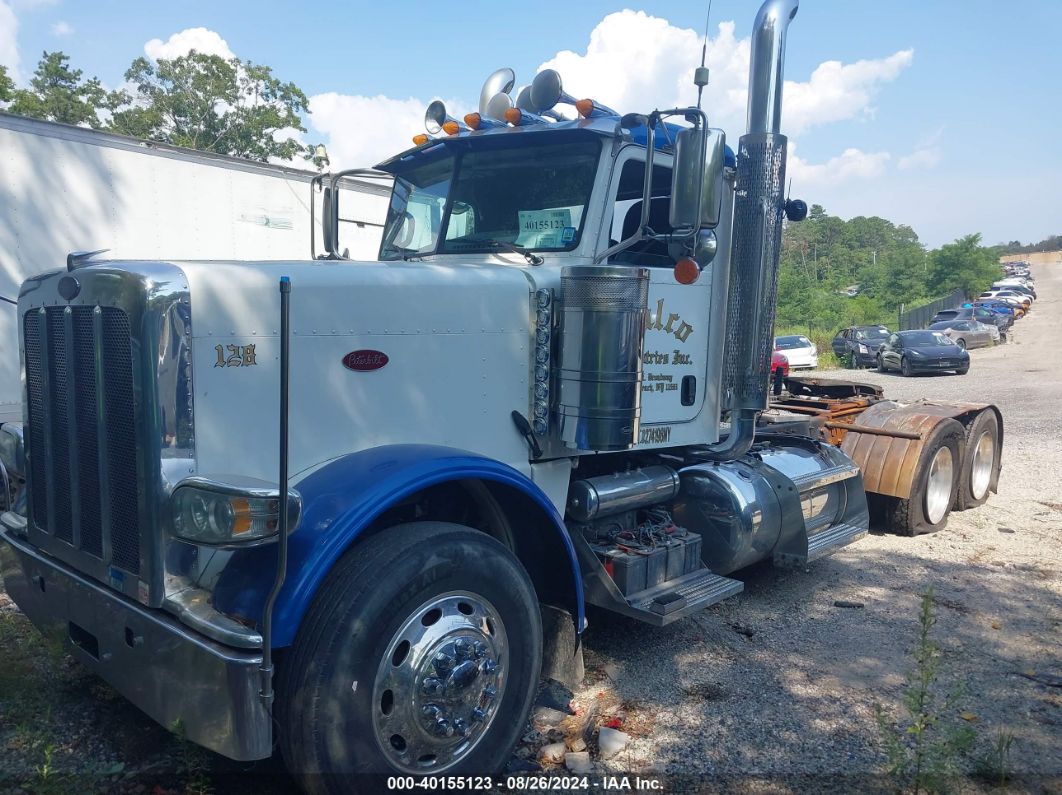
[877,355,886,372]
[279,522,542,794]
[956,338,967,350]
[956,410,1001,510]
[882,419,964,536]
[901,357,913,377]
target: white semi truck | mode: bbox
[0,1,1002,791]
[0,112,391,423]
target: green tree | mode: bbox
[107,51,309,162]
[928,233,999,298]
[0,64,13,102]
[8,51,110,127]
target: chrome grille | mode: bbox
[23,305,141,576]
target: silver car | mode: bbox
[928,320,996,350]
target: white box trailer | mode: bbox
[0,112,391,422]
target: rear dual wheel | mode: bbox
[956,410,1001,510]
[882,419,965,535]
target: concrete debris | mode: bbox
[598,727,631,760]
[564,751,593,774]
[537,742,567,764]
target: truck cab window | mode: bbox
[608,158,674,267]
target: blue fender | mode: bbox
[211,444,583,648]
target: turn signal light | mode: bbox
[674,257,701,285]
[442,120,460,135]
[575,99,594,118]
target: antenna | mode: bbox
[694,0,713,110]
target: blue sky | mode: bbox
[2,0,1059,248]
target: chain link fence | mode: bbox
[897,288,965,330]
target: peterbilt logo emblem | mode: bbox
[343,350,389,371]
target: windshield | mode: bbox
[775,335,810,349]
[379,137,601,260]
[900,331,954,346]
[855,328,888,341]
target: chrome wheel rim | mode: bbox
[925,446,954,524]
[372,591,507,774]
[970,430,994,500]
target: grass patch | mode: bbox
[875,587,976,794]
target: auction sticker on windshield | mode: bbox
[516,208,571,247]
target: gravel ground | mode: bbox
[576,263,1062,792]
[1,265,1059,794]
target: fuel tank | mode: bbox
[673,437,869,574]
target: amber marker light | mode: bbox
[464,112,482,130]
[412,133,430,146]
[504,108,522,125]
[575,99,595,118]
[674,257,701,285]
[230,497,253,535]
[442,120,460,135]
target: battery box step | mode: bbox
[625,568,744,626]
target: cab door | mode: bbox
[600,147,709,430]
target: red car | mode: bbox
[771,349,789,395]
[772,349,790,378]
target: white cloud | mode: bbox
[783,50,913,134]
[50,19,73,37]
[0,1,20,83]
[306,9,913,181]
[788,145,891,186]
[898,127,943,170]
[308,92,470,168]
[536,11,912,138]
[144,27,235,61]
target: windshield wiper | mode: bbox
[460,239,543,266]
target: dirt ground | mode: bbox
[576,262,1062,791]
[1,265,1059,794]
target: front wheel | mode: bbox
[900,357,913,377]
[279,522,542,793]
[956,338,967,350]
[877,355,886,372]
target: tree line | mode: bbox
[0,49,314,163]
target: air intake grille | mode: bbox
[23,306,141,576]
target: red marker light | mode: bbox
[674,257,701,285]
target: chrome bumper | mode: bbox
[0,517,272,761]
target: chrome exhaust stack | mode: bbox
[706,0,798,460]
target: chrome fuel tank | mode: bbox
[673,438,868,574]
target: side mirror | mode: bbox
[670,127,725,231]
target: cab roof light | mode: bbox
[463,112,506,130]
[575,98,620,119]
[442,120,461,135]
[504,107,549,127]
[412,133,433,146]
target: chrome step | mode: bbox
[806,521,867,562]
[789,461,861,492]
[625,567,744,626]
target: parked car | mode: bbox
[771,349,790,378]
[993,282,1036,300]
[771,349,789,395]
[969,300,1016,317]
[832,325,891,367]
[877,330,970,376]
[931,306,1011,336]
[979,290,1031,308]
[928,320,997,349]
[773,334,818,368]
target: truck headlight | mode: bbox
[171,478,301,546]
[858,344,869,354]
